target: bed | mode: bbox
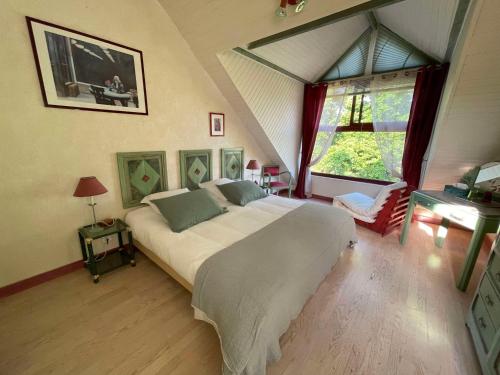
[126,194,305,289]
[119,151,357,375]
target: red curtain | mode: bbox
[402,64,449,189]
[294,83,328,198]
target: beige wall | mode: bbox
[218,50,304,177]
[423,0,500,189]
[0,0,269,287]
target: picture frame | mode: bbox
[221,148,244,180]
[117,151,167,208]
[179,149,213,190]
[26,17,148,115]
[209,112,225,136]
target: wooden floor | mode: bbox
[0,222,490,375]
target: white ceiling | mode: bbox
[244,0,459,82]
[375,0,458,61]
[251,15,368,82]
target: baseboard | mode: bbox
[0,246,124,299]
[0,260,84,299]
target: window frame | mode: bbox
[312,93,403,184]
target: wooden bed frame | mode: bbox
[133,239,193,293]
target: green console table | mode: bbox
[400,190,500,291]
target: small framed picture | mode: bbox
[210,112,225,136]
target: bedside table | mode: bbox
[77,219,135,283]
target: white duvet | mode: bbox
[125,195,305,285]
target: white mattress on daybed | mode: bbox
[125,195,305,285]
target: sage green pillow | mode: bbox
[151,189,227,233]
[217,180,267,206]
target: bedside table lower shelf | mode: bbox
[85,249,136,282]
[78,219,136,283]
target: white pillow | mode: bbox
[140,188,189,215]
[199,178,234,204]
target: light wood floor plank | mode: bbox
[0,222,486,375]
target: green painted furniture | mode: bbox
[466,231,500,375]
[78,219,135,283]
[220,147,244,180]
[400,190,500,291]
[117,151,168,208]
[179,149,212,190]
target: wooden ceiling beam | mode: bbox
[232,48,310,84]
[444,0,471,62]
[366,10,379,30]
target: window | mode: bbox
[311,81,414,182]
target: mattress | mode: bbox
[125,195,305,285]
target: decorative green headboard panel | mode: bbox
[221,147,244,180]
[179,149,213,190]
[117,151,168,208]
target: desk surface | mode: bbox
[416,190,500,218]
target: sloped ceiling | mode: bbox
[375,0,458,61]
[250,15,368,82]
[243,0,459,83]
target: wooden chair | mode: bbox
[260,164,293,198]
[333,182,413,236]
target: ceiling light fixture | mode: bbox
[276,0,308,17]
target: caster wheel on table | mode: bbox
[93,275,100,283]
[130,259,136,267]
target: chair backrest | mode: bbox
[262,165,280,177]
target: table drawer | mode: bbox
[439,210,477,229]
[488,251,500,294]
[472,295,497,353]
[479,274,500,330]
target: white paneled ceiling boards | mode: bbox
[238,0,463,83]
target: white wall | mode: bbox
[218,50,304,177]
[0,0,269,287]
[423,0,500,189]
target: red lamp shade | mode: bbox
[246,160,260,170]
[73,176,108,197]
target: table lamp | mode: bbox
[73,176,108,231]
[246,160,260,183]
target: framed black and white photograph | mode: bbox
[209,112,224,136]
[26,17,148,115]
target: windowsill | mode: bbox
[311,172,393,186]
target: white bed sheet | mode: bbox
[125,195,305,285]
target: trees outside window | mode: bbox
[311,86,414,182]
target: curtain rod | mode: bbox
[314,64,445,86]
